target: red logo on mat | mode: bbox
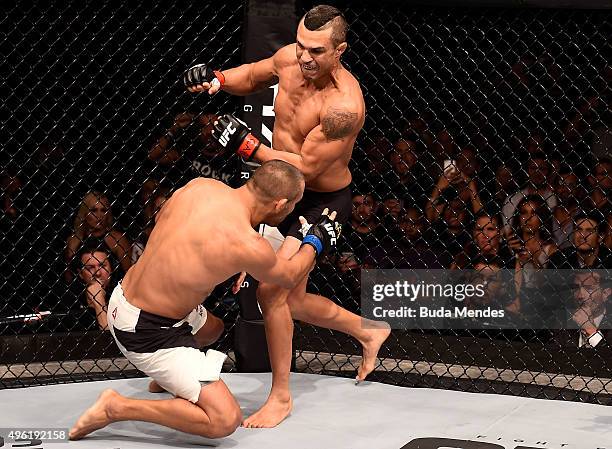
[112,307,117,319]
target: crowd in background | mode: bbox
[1,62,611,348]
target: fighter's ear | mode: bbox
[336,42,347,57]
[275,198,289,211]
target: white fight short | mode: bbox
[107,283,227,403]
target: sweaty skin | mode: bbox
[121,177,311,318]
[188,20,389,429]
[260,44,365,192]
[195,44,366,192]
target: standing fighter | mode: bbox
[185,5,390,428]
[69,161,341,440]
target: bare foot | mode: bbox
[356,322,391,383]
[148,380,166,393]
[69,389,119,440]
[242,395,292,428]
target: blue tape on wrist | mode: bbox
[302,235,323,255]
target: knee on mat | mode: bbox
[206,405,242,438]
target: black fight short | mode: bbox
[277,185,352,239]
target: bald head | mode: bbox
[248,160,305,202]
[303,5,347,47]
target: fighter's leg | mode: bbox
[70,380,241,440]
[255,231,390,383]
[287,288,390,382]
[243,236,303,428]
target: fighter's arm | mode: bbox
[185,45,293,96]
[252,101,361,181]
[243,235,316,290]
[219,57,277,96]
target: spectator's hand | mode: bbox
[515,247,531,265]
[86,282,106,307]
[436,173,451,192]
[447,169,464,186]
[504,230,523,253]
[465,176,477,192]
[572,306,598,337]
[505,298,521,315]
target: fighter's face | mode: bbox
[295,21,343,80]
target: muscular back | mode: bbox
[271,45,365,192]
[121,178,255,319]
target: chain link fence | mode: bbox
[2,1,611,404]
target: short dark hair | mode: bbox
[303,5,347,47]
[472,210,502,231]
[574,210,606,234]
[71,237,110,273]
[248,160,304,202]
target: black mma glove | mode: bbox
[212,113,261,160]
[301,214,342,257]
[183,64,225,89]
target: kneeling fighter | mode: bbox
[69,160,340,440]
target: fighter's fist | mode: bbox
[183,64,225,95]
[212,113,261,160]
[301,208,342,257]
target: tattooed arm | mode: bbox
[252,100,362,181]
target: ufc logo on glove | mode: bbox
[219,122,237,147]
[323,223,337,245]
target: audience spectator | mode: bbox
[505,195,557,315]
[464,258,512,311]
[65,191,131,282]
[451,210,515,269]
[366,207,451,269]
[148,112,232,188]
[383,137,428,204]
[425,162,483,225]
[339,194,386,264]
[455,146,480,180]
[72,238,114,330]
[430,128,459,161]
[556,271,611,349]
[549,212,612,269]
[605,214,612,251]
[552,169,584,249]
[490,163,519,207]
[501,152,557,231]
[587,157,612,211]
[427,194,474,262]
[132,187,171,264]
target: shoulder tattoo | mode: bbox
[321,107,358,141]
